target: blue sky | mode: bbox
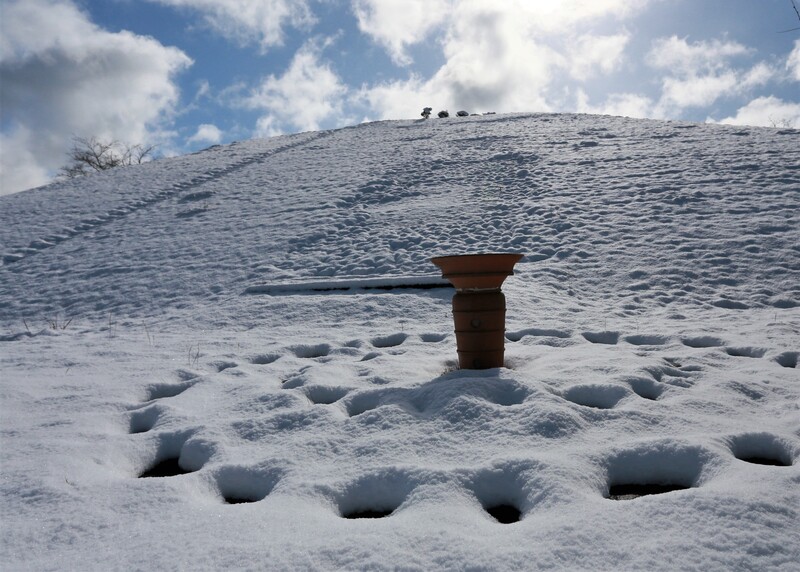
[2,0,799,195]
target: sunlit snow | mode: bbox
[1,113,798,570]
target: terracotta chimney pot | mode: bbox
[431,253,523,369]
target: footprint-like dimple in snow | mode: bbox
[506,328,571,342]
[250,353,281,365]
[681,335,726,348]
[215,465,281,505]
[345,391,384,417]
[335,470,413,520]
[604,443,706,500]
[774,351,798,368]
[624,334,671,346]
[290,343,331,359]
[129,406,162,434]
[304,385,349,405]
[175,369,200,381]
[145,381,194,401]
[581,331,619,345]
[138,432,212,478]
[712,299,749,310]
[626,377,666,401]
[420,333,447,343]
[213,360,239,372]
[466,465,530,524]
[370,333,408,348]
[728,433,794,467]
[725,346,767,358]
[563,384,629,409]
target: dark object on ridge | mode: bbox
[456,110,469,117]
[438,110,449,118]
[421,107,432,119]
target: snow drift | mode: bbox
[1,113,798,570]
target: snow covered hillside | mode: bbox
[1,113,798,570]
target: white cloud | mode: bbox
[567,33,630,81]
[188,123,223,144]
[645,36,777,115]
[352,0,449,66]
[741,61,776,88]
[244,43,348,135]
[788,40,800,81]
[576,89,655,119]
[0,0,191,195]
[647,36,750,74]
[148,0,315,51]
[717,96,800,128]
[659,72,739,108]
[356,0,651,119]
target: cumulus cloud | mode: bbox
[0,0,191,195]
[647,36,751,74]
[660,72,739,108]
[567,33,630,81]
[717,96,800,127]
[356,0,651,119]
[244,43,348,136]
[646,36,776,115]
[352,0,449,66]
[147,0,315,51]
[188,123,223,144]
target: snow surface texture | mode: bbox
[1,113,799,570]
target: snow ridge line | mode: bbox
[0,130,334,267]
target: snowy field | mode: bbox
[1,113,798,570]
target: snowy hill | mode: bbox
[1,113,799,570]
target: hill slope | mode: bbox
[2,113,798,323]
[1,114,799,571]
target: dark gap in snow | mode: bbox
[608,483,689,500]
[224,496,260,504]
[738,456,791,467]
[245,277,451,296]
[342,508,394,519]
[485,504,521,523]
[139,457,194,478]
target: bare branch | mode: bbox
[59,136,158,178]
